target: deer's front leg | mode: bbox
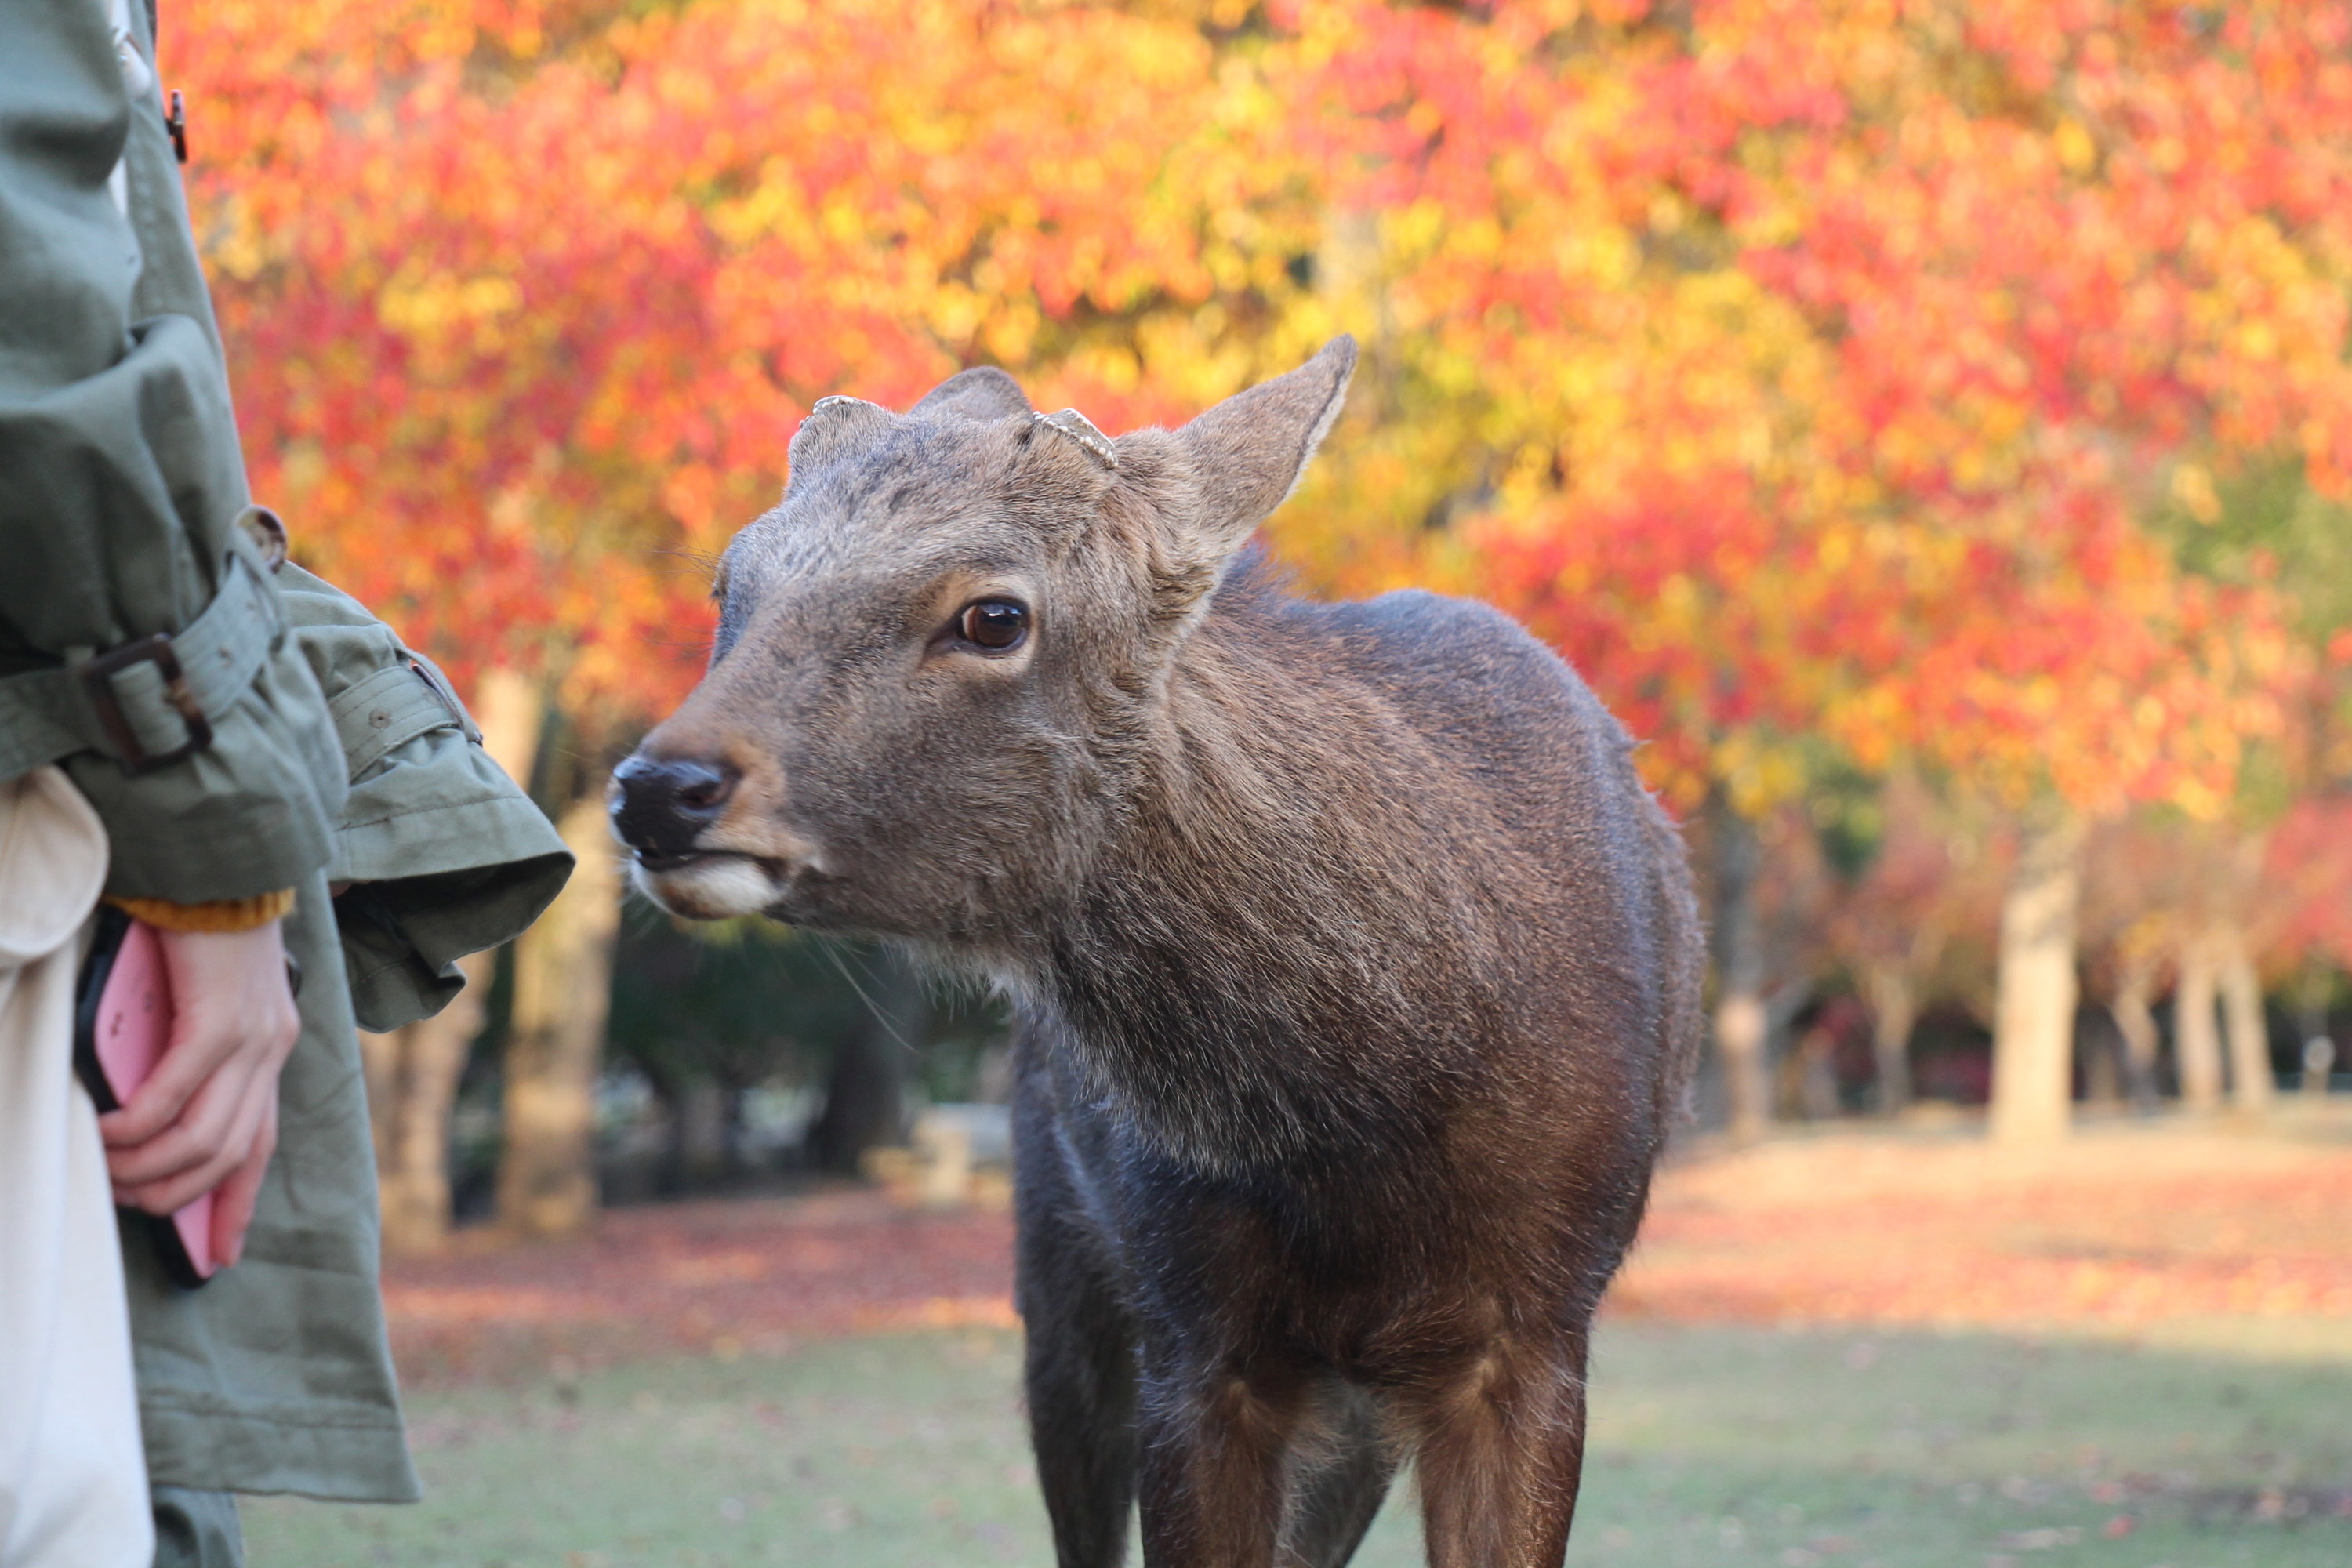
[1134,1356,1305,1568]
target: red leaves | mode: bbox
[1291,0,2338,818]
[2265,795,2352,966]
[169,0,2339,808]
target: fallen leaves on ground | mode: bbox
[383,1113,2352,1387]
[1613,1114,2352,1334]
[385,1188,1015,1387]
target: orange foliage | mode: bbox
[1279,0,2338,817]
[176,0,1325,720]
[169,0,2340,818]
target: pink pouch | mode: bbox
[74,908,216,1287]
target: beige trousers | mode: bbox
[0,767,153,1566]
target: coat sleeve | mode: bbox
[278,566,573,1033]
[0,0,344,902]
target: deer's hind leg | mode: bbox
[1411,1327,1591,1568]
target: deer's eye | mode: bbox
[958,598,1029,652]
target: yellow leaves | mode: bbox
[1381,201,1454,274]
[1816,524,1857,575]
[1830,686,1906,773]
[376,270,525,343]
[1732,194,1806,252]
[2234,318,2282,362]
[2168,775,2227,824]
[278,441,328,503]
[172,0,2347,778]
[2172,462,2223,523]
[979,301,1043,368]
[1713,732,1809,819]
[2052,118,2097,176]
[1647,573,1704,648]
[706,170,797,252]
[201,204,275,285]
[921,282,985,348]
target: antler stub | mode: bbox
[1033,408,1119,471]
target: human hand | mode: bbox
[99,920,300,1267]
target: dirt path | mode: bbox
[386,1187,1017,1385]
[383,1113,2352,1387]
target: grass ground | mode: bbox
[246,1112,2352,1566]
[245,1323,2352,1566]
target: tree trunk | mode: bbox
[359,668,544,1254]
[1863,960,1916,1117]
[495,790,621,1236]
[677,1080,730,1183]
[1989,815,2085,1145]
[809,945,924,1175]
[2214,920,2273,1113]
[2082,1007,2125,1109]
[1708,799,1772,1144]
[364,951,493,1254]
[2109,949,2163,1115]
[1795,1025,1841,1121]
[2174,931,2225,1112]
[2301,962,2338,1098]
[2307,1036,2339,1098]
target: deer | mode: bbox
[611,337,1704,1567]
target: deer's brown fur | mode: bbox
[617,339,1703,1566]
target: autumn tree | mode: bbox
[1820,772,2010,1116]
[1261,0,2336,1140]
[172,0,1328,1231]
[170,0,2352,1229]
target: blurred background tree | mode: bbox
[165,0,2352,1240]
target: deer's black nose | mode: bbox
[610,753,738,863]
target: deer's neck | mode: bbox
[1025,605,1493,1173]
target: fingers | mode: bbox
[100,923,299,1149]
[104,920,300,1214]
[107,1051,268,1203]
[207,1096,278,1269]
[111,1056,272,1212]
[98,1018,230,1149]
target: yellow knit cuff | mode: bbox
[107,888,297,934]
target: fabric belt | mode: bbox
[328,660,469,782]
[0,548,283,781]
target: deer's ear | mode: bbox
[785,396,894,494]
[1168,336,1356,558]
[911,365,1033,423]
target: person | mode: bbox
[0,3,572,1564]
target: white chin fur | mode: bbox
[633,856,779,920]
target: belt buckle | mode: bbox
[81,633,214,775]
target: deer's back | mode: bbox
[1294,581,1700,1111]
[1045,565,1700,1176]
[1019,572,1702,1348]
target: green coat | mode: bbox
[1,0,570,1502]
[121,564,570,1504]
